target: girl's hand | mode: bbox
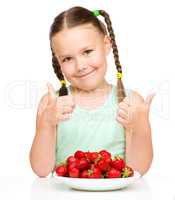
[40,83,76,127]
[116,91,155,131]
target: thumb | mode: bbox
[145,92,156,107]
[47,82,56,105]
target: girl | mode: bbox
[29,6,155,177]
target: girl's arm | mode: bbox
[125,117,153,176]
[29,83,75,177]
[29,94,57,177]
[117,91,155,176]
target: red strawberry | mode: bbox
[122,166,134,178]
[111,156,125,171]
[69,167,79,178]
[74,150,85,159]
[99,150,111,159]
[96,159,110,172]
[55,165,67,177]
[80,170,89,178]
[67,155,77,164]
[77,157,90,171]
[84,151,90,157]
[103,157,112,165]
[88,167,102,178]
[106,168,121,178]
[89,152,100,163]
[67,161,79,171]
[90,163,98,170]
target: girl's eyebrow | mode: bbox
[59,54,72,59]
[59,45,94,58]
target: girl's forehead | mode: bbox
[51,24,104,54]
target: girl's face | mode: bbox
[51,23,111,91]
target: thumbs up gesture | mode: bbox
[42,82,76,127]
[116,91,155,131]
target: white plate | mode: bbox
[54,171,141,191]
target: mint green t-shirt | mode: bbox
[55,84,130,166]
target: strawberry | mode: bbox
[111,156,125,171]
[88,167,102,178]
[77,157,90,171]
[67,161,79,171]
[80,170,89,178]
[99,150,111,159]
[74,150,85,159]
[67,155,77,165]
[84,151,90,157]
[90,163,98,170]
[89,152,100,163]
[96,159,110,172]
[103,157,112,165]
[55,164,67,177]
[122,166,134,178]
[67,156,80,171]
[106,168,121,178]
[68,167,80,178]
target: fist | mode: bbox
[116,91,155,131]
[42,83,76,126]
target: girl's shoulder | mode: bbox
[124,88,144,104]
[112,85,144,103]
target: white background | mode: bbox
[0,0,175,199]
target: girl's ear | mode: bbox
[104,35,112,56]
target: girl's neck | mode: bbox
[70,81,112,98]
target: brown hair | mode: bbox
[49,6,126,102]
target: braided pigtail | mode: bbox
[93,10,128,161]
[95,10,126,103]
[51,49,68,96]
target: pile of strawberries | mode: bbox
[54,150,134,178]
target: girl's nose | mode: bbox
[76,57,87,72]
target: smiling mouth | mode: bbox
[77,70,96,78]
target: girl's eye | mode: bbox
[62,57,72,63]
[84,49,93,55]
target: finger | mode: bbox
[123,97,130,106]
[47,82,56,105]
[145,92,156,107]
[58,95,76,108]
[116,115,129,127]
[59,113,72,121]
[61,105,74,114]
[117,109,128,120]
[70,95,76,108]
[118,102,129,113]
[68,95,76,107]
[56,99,75,111]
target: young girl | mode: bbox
[29,6,155,177]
